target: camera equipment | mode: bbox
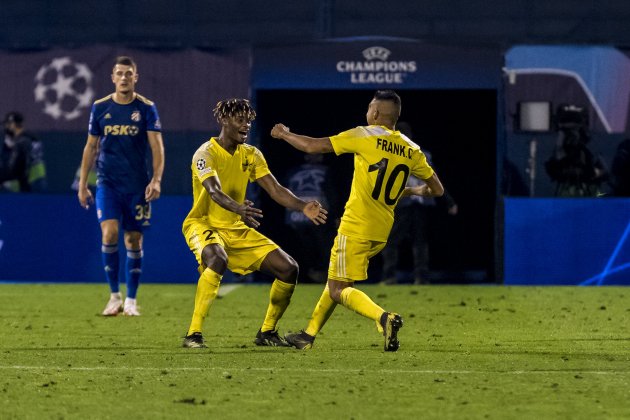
[555,104,588,130]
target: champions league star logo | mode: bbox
[336,46,417,84]
[362,46,391,61]
[196,158,206,170]
[34,56,95,121]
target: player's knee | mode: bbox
[124,237,142,250]
[280,256,299,284]
[207,256,227,274]
[329,288,343,304]
[102,232,118,244]
[100,221,119,243]
[328,282,346,304]
[202,247,227,274]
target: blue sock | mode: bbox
[101,244,119,293]
[125,249,143,299]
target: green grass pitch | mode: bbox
[0,283,629,419]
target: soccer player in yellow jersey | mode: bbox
[271,90,445,351]
[182,98,328,349]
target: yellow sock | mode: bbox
[304,285,337,337]
[339,287,385,322]
[261,279,295,332]
[187,268,222,336]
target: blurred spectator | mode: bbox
[284,153,335,282]
[544,105,607,197]
[610,138,630,196]
[71,162,97,191]
[380,170,458,285]
[380,122,458,285]
[0,111,47,192]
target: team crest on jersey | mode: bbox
[131,110,141,122]
[196,158,206,170]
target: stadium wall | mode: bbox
[0,194,199,283]
[503,198,630,285]
[3,195,629,285]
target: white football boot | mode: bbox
[123,298,141,316]
[102,293,123,316]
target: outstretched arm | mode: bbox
[202,176,263,228]
[402,173,445,198]
[256,174,328,225]
[271,123,334,154]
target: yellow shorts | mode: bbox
[327,233,386,282]
[184,220,279,275]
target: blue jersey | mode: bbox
[88,94,162,194]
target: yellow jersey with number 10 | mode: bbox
[330,125,434,242]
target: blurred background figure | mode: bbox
[380,122,458,285]
[610,137,630,196]
[284,153,335,283]
[544,104,607,197]
[71,161,97,192]
[0,111,47,192]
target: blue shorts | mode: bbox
[95,185,151,232]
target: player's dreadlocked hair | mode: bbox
[213,98,256,123]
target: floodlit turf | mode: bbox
[0,283,629,419]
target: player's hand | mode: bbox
[271,124,290,139]
[145,179,162,202]
[78,186,94,209]
[237,199,263,228]
[303,201,328,226]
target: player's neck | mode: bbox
[216,134,237,155]
[378,122,395,130]
[113,91,136,105]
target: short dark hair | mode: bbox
[213,98,256,123]
[374,90,401,107]
[3,111,24,126]
[114,56,137,71]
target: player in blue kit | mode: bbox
[77,56,165,316]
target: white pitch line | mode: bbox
[217,284,241,297]
[0,366,626,375]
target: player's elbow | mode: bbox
[432,187,444,197]
[426,176,444,197]
[430,183,444,197]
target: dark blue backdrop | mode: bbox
[504,198,630,285]
[0,194,199,283]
